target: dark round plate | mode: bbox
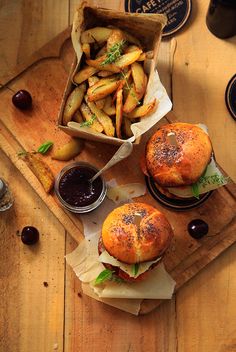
[225,73,236,121]
[145,176,213,211]
[125,0,192,37]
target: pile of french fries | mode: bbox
[62,26,158,139]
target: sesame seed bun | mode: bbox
[101,202,173,264]
[145,123,212,187]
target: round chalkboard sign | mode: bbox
[125,0,192,37]
[225,74,236,121]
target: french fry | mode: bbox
[131,62,145,95]
[103,95,116,115]
[87,77,120,101]
[24,153,54,193]
[88,76,105,108]
[74,66,98,84]
[81,27,112,44]
[106,27,141,46]
[95,98,106,109]
[112,80,125,104]
[96,45,107,58]
[73,110,84,123]
[88,76,99,87]
[126,99,157,119]
[123,83,143,114]
[123,75,132,102]
[125,45,140,53]
[98,70,114,77]
[80,103,104,133]
[88,76,119,89]
[85,96,115,137]
[115,88,123,139]
[52,138,84,161]
[62,83,86,125]
[137,53,146,61]
[107,29,126,51]
[112,70,131,104]
[82,43,90,59]
[137,51,154,61]
[123,73,148,113]
[115,49,142,69]
[88,80,120,101]
[123,116,133,138]
[86,56,121,73]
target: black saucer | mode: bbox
[145,176,213,211]
[225,74,236,121]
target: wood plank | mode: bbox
[176,243,236,352]
[172,0,236,181]
[0,122,84,244]
[0,150,66,352]
[64,235,177,352]
[0,0,69,85]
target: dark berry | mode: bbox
[12,90,32,110]
[21,226,39,245]
[188,219,209,239]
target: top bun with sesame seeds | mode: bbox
[101,203,173,266]
[145,123,212,187]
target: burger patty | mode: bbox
[98,236,162,282]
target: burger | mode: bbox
[97,202,173,283]
[143,122,225,200]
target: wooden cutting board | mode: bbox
[0,27,235,315]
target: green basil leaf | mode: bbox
[191,183,200,199]
[132,263,140,276]
[94,269,114,285]
[37,141,53,154]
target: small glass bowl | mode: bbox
[54,162,107,214]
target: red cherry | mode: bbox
[188,219,209,239]
[21,226,39,245]
[12,90,32,110]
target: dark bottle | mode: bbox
[206,0,236,39]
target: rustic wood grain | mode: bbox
[0,0,69,85]
[0,1,236,351]
[64,235,177,352]
[0,150,65,352]
[0,32,235,316]
[177,243,236,352]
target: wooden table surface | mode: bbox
[0,1,236,351]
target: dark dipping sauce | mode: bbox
[59,166,103,207]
